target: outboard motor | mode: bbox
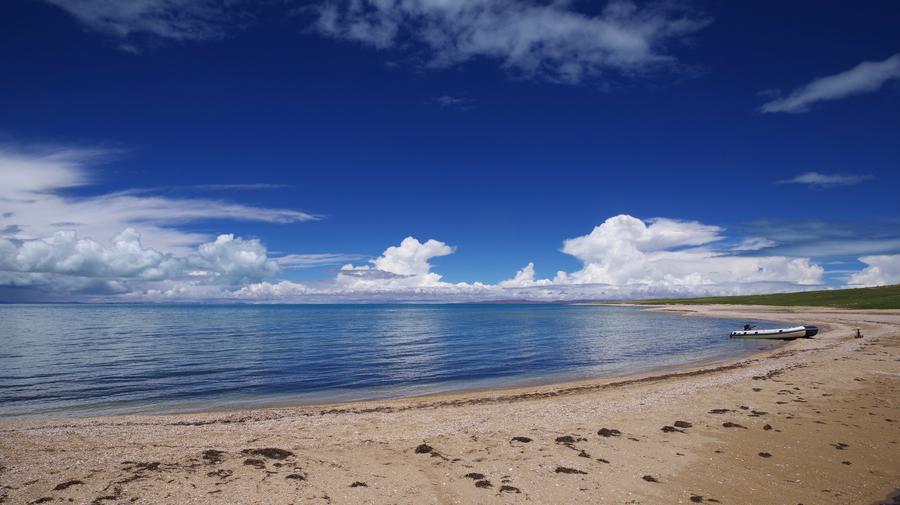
[803,326,818,338]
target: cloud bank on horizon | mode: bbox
[2,146,898,303]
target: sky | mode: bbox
[0,0,899,303]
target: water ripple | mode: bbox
[0,304,778,418]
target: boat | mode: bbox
[729,325,818,339]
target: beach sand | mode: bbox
[1,305,898,505]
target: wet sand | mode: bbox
[1,305,898,504]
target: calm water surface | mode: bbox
[0,304,780,418]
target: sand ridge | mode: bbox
[1,305,898,504]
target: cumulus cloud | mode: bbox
[0,146,318,254]
[191,234,280,285]
[551,215,823,289]
[848,255,900,287]
[777,171,874,189]
[231,215,831,303]
[43,0,236,42]
[313,0,710,84]
[1,159,886,305]
[760,53,900,113]
[336,237,456,290]
[0,228,175,280]
[0,229,280,297]
[498,262,551,288]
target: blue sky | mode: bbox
[0,0,899,302]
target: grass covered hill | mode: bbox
[632,284,900,310]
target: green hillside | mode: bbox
[632,284,900,310]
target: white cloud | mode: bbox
[760,53,900,113]
[0,228,176,280]
[732,237,777,252]
[498,262,550,288]
[336,236,456,289]
[777,171,874,189]
[551,215,823,288]
[43,0,234,42]
[0,229,280,296]
[230,215,830,303]
[192,234,279,285]
[848,255,900,287]
[2,157,886,305]
[313,0,710,84]
[0,146,318,254]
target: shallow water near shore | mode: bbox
[0,304,782,419]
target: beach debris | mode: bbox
[29,498,53,504]
[596,458,610,464]
[597,428,621,437]
[241,448,293,460]
[642,475,659,483]
[758,452,772,458]
[752,369,783,381]
[243,458,266,469]
[763,424,773,431]
[285,473,306,481]
[207,469,232,479]
[202,450,225,464]
[690,496,704,503]
[721,422,746,429]
[673,420,693,428]
[90,485,123,505]
[511,436,533,443]
[842,461,852,465]
[750,410,768,417]
[130,462,161,471]
[555,435,576,444]
[414,443,448,460]
[53,479,84,491]
[475,480,493,488]
[661,425,683,433]
[832,442,849,450]
[464,473,485,480]
[499,485,521,493]
[414,443,434,454]
[555,466,587,475]
[350,481,367,487]
[577,449,591,458]
[708,408,731,414]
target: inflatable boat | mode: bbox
[729,325,818,339]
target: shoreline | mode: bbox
[1,304,898,504]
[0,303,791,423]
[0,304,788,424]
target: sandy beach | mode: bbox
[1,304,898,505]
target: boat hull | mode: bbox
[729,325,818,339]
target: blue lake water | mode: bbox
[0,304,780,419]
